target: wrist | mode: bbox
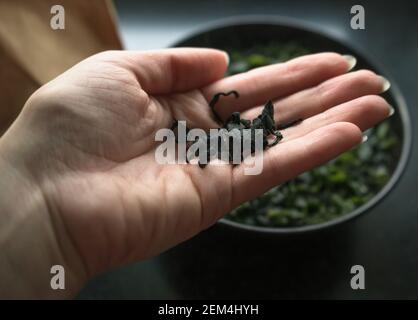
[0,132,88,298]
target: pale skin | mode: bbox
[0,48,392,298]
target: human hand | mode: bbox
[0,48,392,297]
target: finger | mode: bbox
[280,95,392,141]
[111,48,229,94]
[202,53,353,120]
[241,70,388,126]
[231,122,362,207]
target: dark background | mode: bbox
[77,0,417,299]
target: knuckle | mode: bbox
[353,69,378,86]
[327,122,355,137]
[359,94,387,109]
[316,52,346,68]
[287,52,347,74]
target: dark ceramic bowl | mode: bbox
[170,16,412,235]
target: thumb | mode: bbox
[118,48,229,94]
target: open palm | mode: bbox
[6,48,390,279]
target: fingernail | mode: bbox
[362,135,368,143]
[223,51,230,66]
[388,104,395,117]
[342,55,357,71]
[380,76,391,92]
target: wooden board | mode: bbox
[0,0,123,134]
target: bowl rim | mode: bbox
[169,15,413,234]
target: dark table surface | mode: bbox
[77,0,418,299]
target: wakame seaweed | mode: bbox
[225,42,398,228]
[172,90,301,168]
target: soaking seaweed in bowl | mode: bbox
[225,42,399,228]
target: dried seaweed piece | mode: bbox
[209,90,239,123]
[173,91,302,168]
